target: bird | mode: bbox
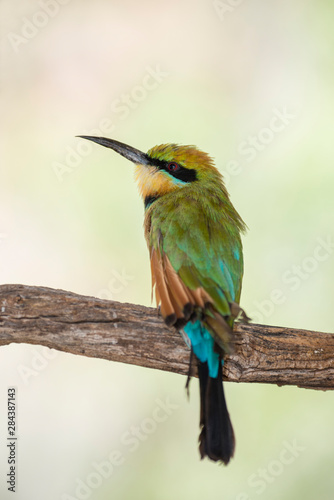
[78,135,248,465]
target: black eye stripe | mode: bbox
[146,155,197,183]
[166,165,197,182]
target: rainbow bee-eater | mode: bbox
[78,135,248,464]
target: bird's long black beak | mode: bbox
[77,136,150,165]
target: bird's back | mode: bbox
[144,180,245,324]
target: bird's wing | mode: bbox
[148,205,246,351]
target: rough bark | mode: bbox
[0,284,333,390]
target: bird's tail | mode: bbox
[198,358,235,464]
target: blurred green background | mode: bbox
[1,0,334,499]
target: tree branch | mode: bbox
[0,284,333,390]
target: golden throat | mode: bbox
[134,164,180,200]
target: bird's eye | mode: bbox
[167,162,179,172]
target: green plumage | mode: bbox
[146,167,246,331]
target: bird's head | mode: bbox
[77,136,224,207]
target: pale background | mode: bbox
[1,1,334,499]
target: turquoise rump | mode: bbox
[184,321,221,378]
